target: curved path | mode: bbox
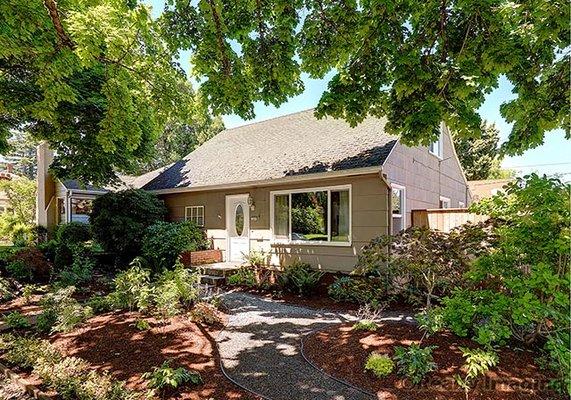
[217,292,412,400]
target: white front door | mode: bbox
[226,194,250,262]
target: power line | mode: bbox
[507,162,571,169]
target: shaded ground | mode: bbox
[303,322,564,400]
[50,311,259,400]
[0,295,42,316]
[217,292,413,400]
[0,376,34,400]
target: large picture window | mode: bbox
[271,185,351,244]
[70,198,93,223]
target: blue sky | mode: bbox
[149,1,570,179]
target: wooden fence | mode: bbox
[411,208,488,232]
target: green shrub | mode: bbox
[109,259,153,311]
[35,356,88,399]
[364,353,394,378]
[3,311,30,329]
[4,336,61,368]
[143,360,202,391]
[37,286,93,333]
[416,308,445,338]
[91,189,167,263]
[393,343,437,385]
[2,335,137,400]
[279,261,323,296]
[56,247,95,287]
[133,319,151,331]
[55,222,92,245]
[6,247,52,282]
[86,295,114,314]
[227,266,257,286]
[454,347,499,395]
[242,250,269,267]
[0,276,16,301]
[353,320,378,331]
[441,175,569,394]
[153,264,200,319]
[328,276,384,304]
[141,221,209,271]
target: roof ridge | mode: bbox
[222,108,316,132]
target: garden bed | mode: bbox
[303,322,563,400]
[48,310,259,399]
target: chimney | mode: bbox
[36,142,55,228]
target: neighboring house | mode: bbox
[36,143,156,228]
[139,109,470,272]
[468,179,513,202]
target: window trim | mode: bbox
[439,196,451,209]
[269,184,352,247]
[459,201,465,208]
[391,184,406,233]
[185,205,205,227]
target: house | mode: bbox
[35,143,157,227]
[36,110,469,272]
[140,109,470,272]
[468,178,513,202]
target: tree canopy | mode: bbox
[454,122,514,181]
[1,1,568,184]
[0,0,200,185]
[161,0,569,153]
[137,115,225,173]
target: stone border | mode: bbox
[0,362,55,400]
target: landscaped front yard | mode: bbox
[0,175,569,399]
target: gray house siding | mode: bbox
[382,127,469,229]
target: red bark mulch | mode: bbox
[303,322,564,400]
[0,295,42,317]
[49,311,259,400]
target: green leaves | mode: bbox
[0,0,200,184]
[161,0,568,152]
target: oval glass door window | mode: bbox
[235,204,244,236]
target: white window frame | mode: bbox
[459,201,465,208]
[429,129,444,159]
[185,205,205,227]
[391,184,406,233]
[439,196,451,209]
[269,184,352,247]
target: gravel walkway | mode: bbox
[217,292,412,400]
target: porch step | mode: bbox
[200,275,226,286]
[200,263,241,277]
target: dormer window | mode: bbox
[429,131,444,159]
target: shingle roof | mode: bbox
[143,109,397,191]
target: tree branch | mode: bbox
[206,0,231,76]
[43,0,75,50]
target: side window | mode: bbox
[392,185,405,234]
[185,206,205,227]
[439,196,451,209]
[429,131,444,159]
